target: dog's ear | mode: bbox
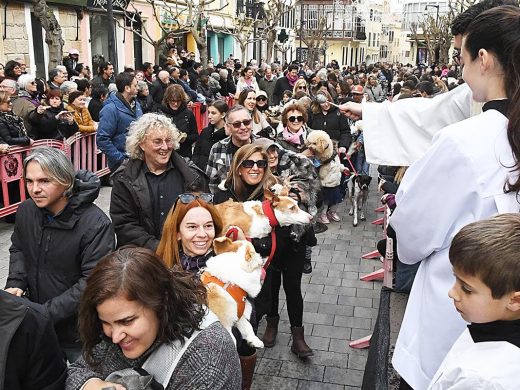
[213,236,237,255]
[367,176,373,185]
[244,243,258,262]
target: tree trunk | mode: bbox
[198,41,208,68]
[33,0,64,70]
[240,43,247,64]
[266,30,277,64]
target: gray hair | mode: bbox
[1,79,19,94]
[126,113,181,160]
[137,80,148,93]
[17,74,36,92]
[60,81,78,95]
[226,104,251,123]
[23,147,75,198]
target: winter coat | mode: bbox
[197,81,220,103]
[97,92,143,172]
[157,103,198,158]
[90,75,112,89]
[307,106,352,148]
[110,152,209,251]
[219,76,236,97]
[0,111,30,146]
[235,77,259,99]
[11,91,38,136]
[136,93,155,114]
[364,84,385,102]
[272,76,292,105]
[192,123,227,170]
[258,76,277,103]
[0,291,67,390]
[67,104,96,134]
[87,98,103,122]
[5,170,115,348]
[150,79,169,105]
[28,104,78,140]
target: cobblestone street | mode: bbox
[0,181,384,389]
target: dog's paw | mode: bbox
[248,337,264,349]
[360,214,366,221]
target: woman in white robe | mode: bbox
[389,6,520,389]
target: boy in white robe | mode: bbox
[428,214,520,389]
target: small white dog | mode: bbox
[201,237,265,348]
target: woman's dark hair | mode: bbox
[75,79,91,93]
[210,99,229,114]
[92,85,108,100]
[240,66,253,77]
[464,6,520,193]
[237,88,261,124]
[163,84,187,105]
[4,60,21,79]
[68,90,83,105]
[79,246,207,366]
[392,83,402,96]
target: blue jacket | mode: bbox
[96,92,143,171]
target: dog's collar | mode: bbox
[200,271,247,318]
[262,200,279,228]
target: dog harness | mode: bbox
[200,271,247,318]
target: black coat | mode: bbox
[136,93,156,114]
[0,111,30,146]
[307,106,352,148]
[158,103,198,158]
[192,124,227,170]
[88,98,103,122]
[272,76,292,105]
[110,152,209,251]
[150,79,169,105]
[0,291,67,390]
[28,105,78,140]
[6,170,115,348]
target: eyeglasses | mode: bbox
[228,119,252,129]
[256,96,267,102]
[241,159,268,169]
[150,138,174,147]
[452,48,461,65]
[178,193,214,204]
[29,81,37,85]
[288,115,304,123]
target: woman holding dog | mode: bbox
[66,246,241,390]
[389,7,520,389]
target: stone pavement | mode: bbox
[0,181,385,389]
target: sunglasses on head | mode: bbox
[240,159,268,169]
[288,115,304,123]
[228,119,252,129]
[178,193,214,204]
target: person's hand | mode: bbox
[338,102,362,120]
[178,132,187,143]
[82,378,126,390]
[186,101,194,108]
[5,287,23,297]
[338,147,347,154]
[36,105,47,114]
[0,143,9,153]
[378,178,386,192]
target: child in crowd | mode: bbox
[428,213,520,389]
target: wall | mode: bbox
[1,3,30,64]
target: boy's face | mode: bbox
[449,269,516,323]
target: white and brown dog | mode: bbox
[201,237,266,347]
[347,174,372,226]
[214,188,312,239]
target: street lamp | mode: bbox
[424,4,439,25]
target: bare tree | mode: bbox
[32,0,64,70]
[294,15,329,68]
[262,0,294,63]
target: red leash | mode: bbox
[261,200,279,270]
[339,151,358,177]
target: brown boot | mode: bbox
[262,315,279,348]
[290,326,314,358]
[239,351,257,390]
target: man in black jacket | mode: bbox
[0,290,67,389]
[5,147,115,362]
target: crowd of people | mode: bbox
[1,0,520,389]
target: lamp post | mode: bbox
[424,4,439,25]
[298,0,304,62]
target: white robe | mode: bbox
[389,109,520,389]
[362,83,474,166]
[428,329,520,390]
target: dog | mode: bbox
[347,174,372,226]
[201,237,265,347]
[305,130,346,188]
[214,188,313,240]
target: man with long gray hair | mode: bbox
[4,147,114,362]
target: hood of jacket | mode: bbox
[68,170,101,210]
[105,92,139,115]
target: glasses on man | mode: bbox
[452,48,461,65]
[178,193,214,204]
[240,159,268,169]
[288,115,304,123]
[256,96,267,102]
[228,119,252,129]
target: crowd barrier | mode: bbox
[0,133,109,218]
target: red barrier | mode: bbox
[0,133,109,218]
[225,96,235,109]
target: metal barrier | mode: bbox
[0,133,109,217]
[191,102,209,134]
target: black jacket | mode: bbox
[157,103,198,158]
[110,152,209,251]
[0,291,67,390]
[28,104,78,140]
[6,170,115,348]
[307,106,352,148]
[192,124,227,170]
[88,98,103,122]
[272,76,292,105]
[0,111,30,146]
[151,79,169,105]
[136,93,156,114]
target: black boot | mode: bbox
[239,351,257,389]
[262,315,279,347]
[290,326,314,358]
[302,246,313,274]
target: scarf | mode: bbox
[282,126,305,145]
[286,72,298,87]
[180,251,214,274]
[0,111,28,137]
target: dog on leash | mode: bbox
[201,237,266,347]
[347,174,372,227]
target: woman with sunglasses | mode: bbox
[67,246,241,390]
[275,101,310,154]
[11,74,41,136]
[110,113,208,252]
[292,79,308,96]
[237,88,273,138]
[0,91,32,147]
[157,193,223,273]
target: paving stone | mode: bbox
[301,283,326,293]
[350,328,372,341]
[280,360,325,382]
[318,303,354,317]
[304,292,339,304]
[338,296,373,308]
[308,350,349,369]
[256,357,283,375]
[341,279,376,289]
[302,301,320,313]
[309,276,342,287]
[302,335,331,351]
[333,315,372,330]
[353,306,379,319]
[313,325,352,339]
[297,380,345,390]
[324,366,364,386]
[251,374,299,390]
[323,286,357,297]
[303,312,335,325]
